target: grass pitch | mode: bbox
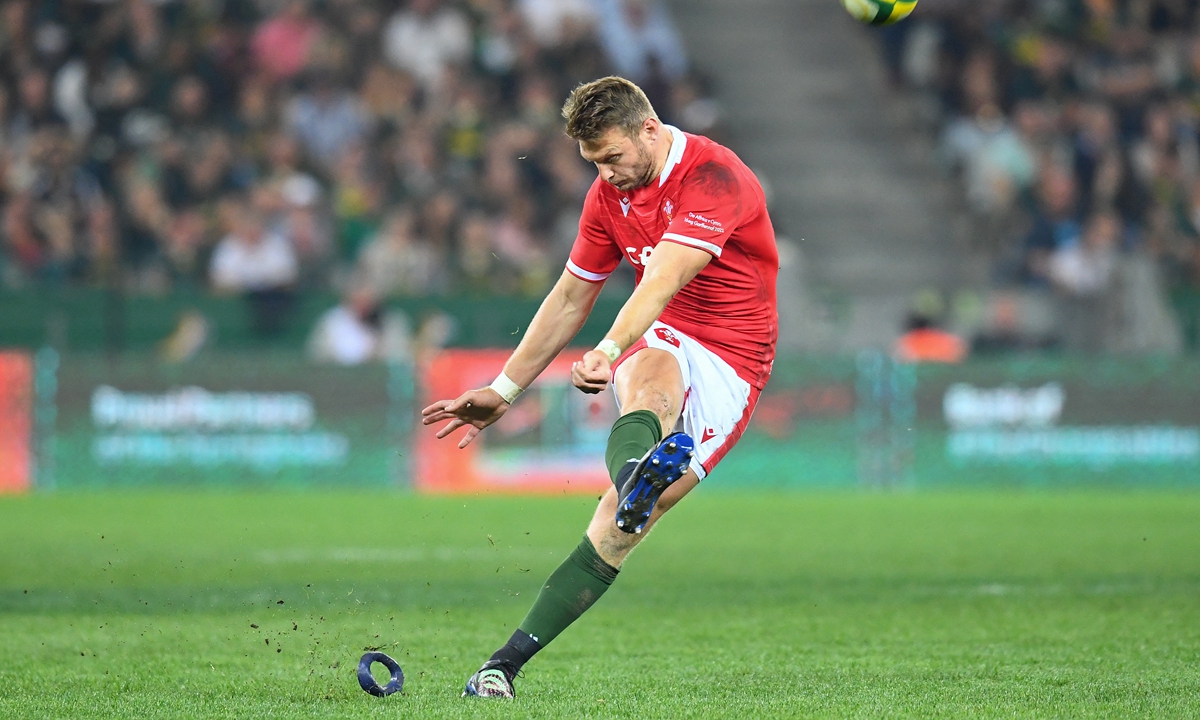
[1,490,1198,718]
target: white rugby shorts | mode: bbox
[610,321,760,480]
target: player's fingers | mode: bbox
[580,368,610,385]
[571,367,603,389]
[576,376,607,393]
[580,374,609,391]
[458,426,481,449]
[421,410,456,425]
[436,418,465,439]
[582,353,611,377]
[444,396,470,414]
[579,369,607,383]
[420,399,451,417]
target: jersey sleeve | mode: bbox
[566,181,622,283]
[661,157,748,258]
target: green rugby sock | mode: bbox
[516,536,619,647]
[605,410,662,484]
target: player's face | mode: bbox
[579,126,657,192]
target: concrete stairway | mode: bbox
[665,0,976,351]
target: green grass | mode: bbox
[1,490,1198,718]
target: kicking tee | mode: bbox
[567,126,778,389]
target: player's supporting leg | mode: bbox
[467,349,698,696]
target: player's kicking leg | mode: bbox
[464,348,695,698]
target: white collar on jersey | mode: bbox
[657,124,687,187]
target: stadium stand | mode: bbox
[0,0,714,309]
[875,0,1200,352]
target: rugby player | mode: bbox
[420,76,778,698]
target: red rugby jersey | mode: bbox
[566,126,778,389]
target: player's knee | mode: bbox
[627,386,676,425]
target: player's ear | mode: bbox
[641,117,660,142]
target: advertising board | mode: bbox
[43,354,407,488]
[8,351,1198,491]
[0,352,31,493]
[717,356,1200,489]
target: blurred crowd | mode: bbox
[0,0,720,318]
[885,0,1200,351]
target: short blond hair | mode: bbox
[561,76,656,142]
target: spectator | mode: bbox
[169,76,213,140]
[893,314,968,364]
[940,102,1037,223]
[285,71,372,172]
[593,0,687,84]
[382,0,471,90]
[0,0,703,305]
[1021,166,1081,286]
[359,63,417,130]
[183,132,244,209]
[121,177,173,281]
[306,285,383,365]
[9,67,68,150]
[3,193,47,281]
[1153,190,1200,351]
[356,206,442,298]
[89,62,147,154]
[873,1,1200,349]
[307,285,413,365]
[19,130,103,281]
[671,75,724,138]
[1051,211,1121,352]
[456,210,503,293]
[252,0,320,83]
[1049,211,1119,296]
[209,202,298,335]
[0,83,10,150]
[275,172,333,280]
[210,202,298,292]
[331,144,383,265]
[1074,103,1146,226]
[475,2,524,81]
[518,0,596,48]
[233,76,278,162]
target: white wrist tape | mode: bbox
[595,339,622,364]
[488,372,524,404]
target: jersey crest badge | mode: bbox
[620,197,631,217]
[654,327,681,348]
[663,199,674,220]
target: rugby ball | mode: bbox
[840,0,917,25]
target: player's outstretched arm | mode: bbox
[421,269,605,447]
[573,241,712,391]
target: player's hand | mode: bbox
[420,388,510,449]
[572,349,612,394]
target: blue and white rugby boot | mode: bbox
[615,432,695,535]
[463,660,516,698]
